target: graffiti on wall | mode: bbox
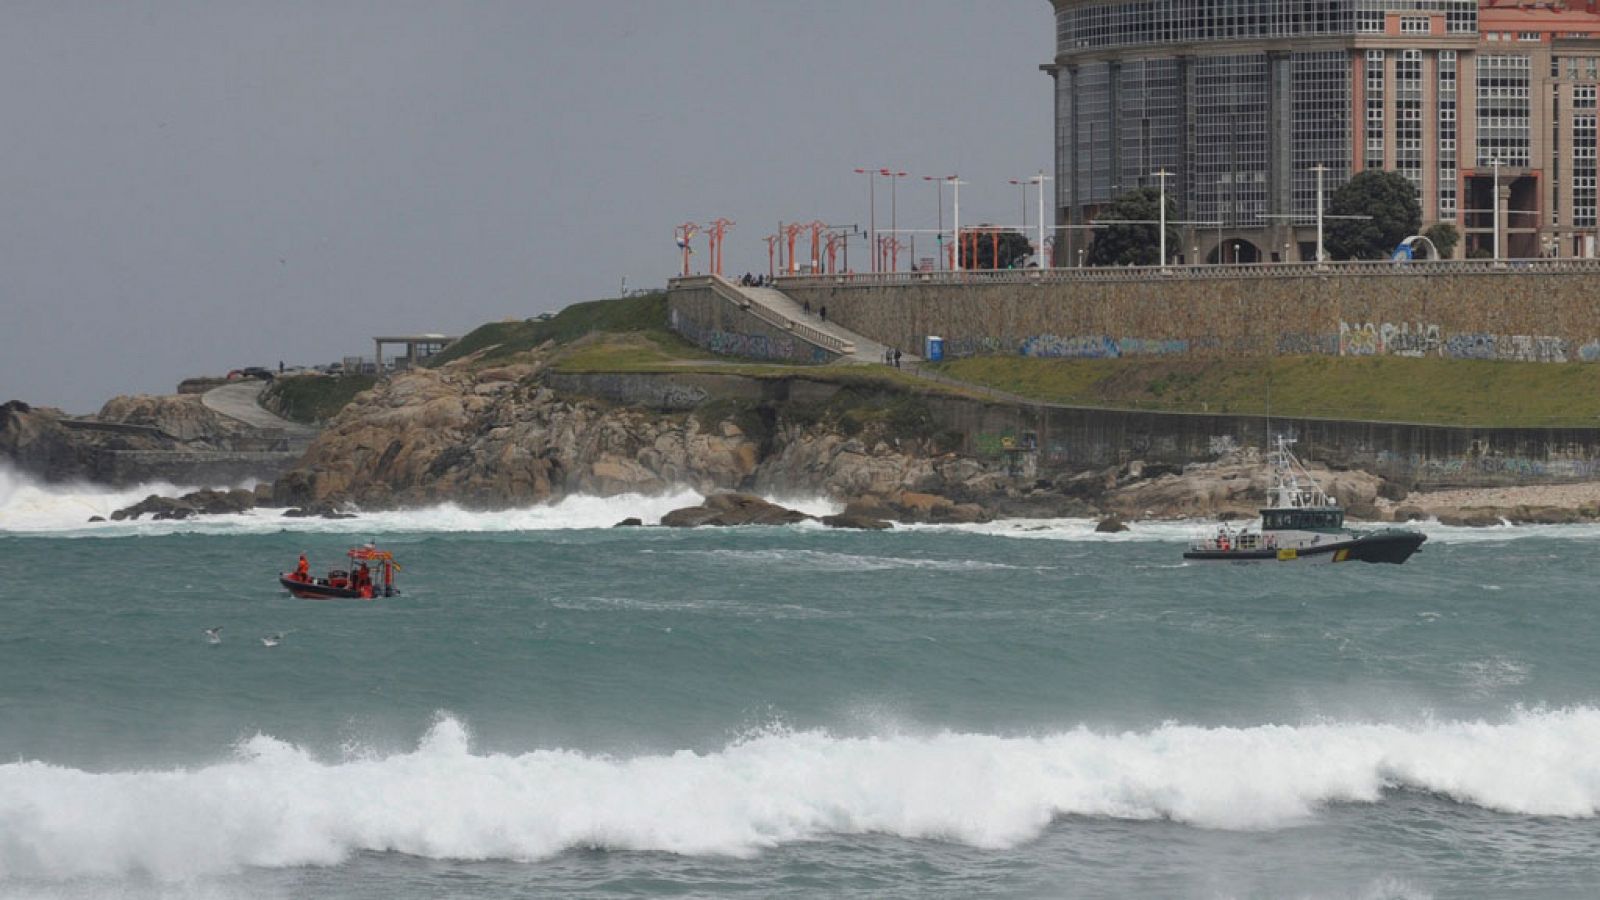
[670,309,830,363]
[1276,332,1340,355]
[944,336,1006,358]
[1374,449,1600,479]
[1017,335,1193,359]
[1338,321,1443,357]
[1441,333,1568,363]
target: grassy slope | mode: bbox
[427,291,699,368]
[935,356,1600,427]
[261,374,379,424]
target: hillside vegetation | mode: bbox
[933,355,1600,427]
[261,374,379,424]
[426,291,692,367]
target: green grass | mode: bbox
[261,374,379,424]
[933,356,1600,427]
[427,292,676,367]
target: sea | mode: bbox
[2,465,1598,899]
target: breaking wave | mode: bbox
[0,465,840,536]
[4,708,1600,880]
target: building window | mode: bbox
[1518,32,1541,42]
[1396,50,1424,192]
[1401,16,1429,33]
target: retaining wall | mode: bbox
[778,269,1600,363]
[548,369,1600,488]
[667,282,837,364]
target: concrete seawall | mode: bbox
[548,369,1600,488]
[777,269,1600,363]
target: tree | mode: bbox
[1324,170,1422,260]
[1085,187,1180,267]
[1424,221,1459,259]
[959,227,1033,270]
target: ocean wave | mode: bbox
[4,709,1599,880]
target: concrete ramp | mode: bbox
[713,278,918,364]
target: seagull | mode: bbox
[261,633,284,648]
[204,627,223,644]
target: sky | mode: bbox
[0,1,1051,412]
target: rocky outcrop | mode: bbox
[110,488,259,521]
[97,394,245,441]
[272,364,1019,511]
[660,494,813,528]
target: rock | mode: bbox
[660,493,813,528]
[87,516,105,523]
[934,502,993,524]
[822,513,893,530]
[1508,505,1581,525]
[613,517,644,528]
[1392,505,1427,522]
[1095,516,1130,533]
[1436,509,1504,528]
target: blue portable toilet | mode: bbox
[924,336,944,362]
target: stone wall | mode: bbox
[544,370,1600,488]
[779,270,1600,363]
[668,284,837,364]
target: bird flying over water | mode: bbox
[261,633,283,648]
[204,627,223,644]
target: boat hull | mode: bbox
[278,574,394,600]
[1183,530,1427,565]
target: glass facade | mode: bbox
[1292,51,1352,219]
[1366,50,1386,171]
[1575,85,1596,228]
[1476,54,1531,167]
[1439,50,1457,217]
[1192,54,1271,226]
[1395,50,1424,192]
[1055,0,1475,51]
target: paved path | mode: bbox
[202,381,319,437]
[733,284,920,365]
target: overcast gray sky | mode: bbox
[1,1,1050,412]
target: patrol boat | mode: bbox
[1184,436,1426,564]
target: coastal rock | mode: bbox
[87,516,105,523]
[821,513,893,530]
[1436,509,1504,527]
[660,493,813,528]
[109,488,258,521]
[97,394,244,441]
[613,517,644,528]
[1095,516,1130,533]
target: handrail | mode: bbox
[743,257,1600,289]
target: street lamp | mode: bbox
[923,175,955,269]
[853,168,878,272]
[1490,156,1504,262]
[1152,169,1170,268]
[881,169,908,271]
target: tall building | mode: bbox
[1047,0,1600,262]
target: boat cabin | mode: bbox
[1261,508,1345,531]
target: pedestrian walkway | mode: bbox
[720,279,919,366]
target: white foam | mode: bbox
[4,708,1600,880]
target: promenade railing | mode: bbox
[762,257,1600,288]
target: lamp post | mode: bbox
[853,168,878,271]
[1490,156,1503,262]
[1152,169,1170,268]
[1032,171,1053,267]
[881,170,908,271]
[950,177,966,271]
[924,175,955,269]
[1312,163,1327,264]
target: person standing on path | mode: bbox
[893,348,902,368]
[820,305,827,323]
